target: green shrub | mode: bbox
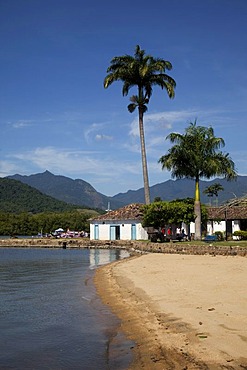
[215,231,224,241]
[233,230,247,240]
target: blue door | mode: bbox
[131,224,136,240]
[110,226,116,240]
[110,225,120,240]
[94,225,99,240]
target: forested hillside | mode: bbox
[0,178,102,235]
[8,171,123,210]
[0,178,82,213]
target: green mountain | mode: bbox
[8,171,123,210]
[0,178,81,213]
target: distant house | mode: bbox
[90,203,148,241]
[205,200,247,238]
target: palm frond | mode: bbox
[128,103,137,113]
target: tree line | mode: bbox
[0,211,91,236]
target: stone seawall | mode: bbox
[136,242,247,257]
[0,238,246,257]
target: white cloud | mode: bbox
[127,109,201,158]
[11,120,34,129]
[84,122,113,143]
[6,146,141,179]
[0,160,22,177]
[84,123,101,143]
[95,134,113,141]
[128,109,199,138]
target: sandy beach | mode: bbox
[95,254,247,369]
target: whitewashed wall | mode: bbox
[232,220,241,239]
[206,220,241,235]
[207,220,225,234]
[136,222,149,240]
[190,219,241,239]
[90,220,148,241]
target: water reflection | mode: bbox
[89,248,129,269]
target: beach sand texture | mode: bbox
[95,254,247,369]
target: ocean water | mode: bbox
[0,247,133,370]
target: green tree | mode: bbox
[142,200,195,229]
[159,121,237,240]
[203,183,224,206]
[153,196,162,202]
[104,45,176,204]
[142,198,208,230]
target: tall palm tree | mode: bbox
[159,121,237,240]
[104,45,176,204]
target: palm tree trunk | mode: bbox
[138,107,150,204]
[194,178,201,240]
[215,196,218,207]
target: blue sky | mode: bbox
[0,0,246,196]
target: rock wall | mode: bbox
[0,238,246,257]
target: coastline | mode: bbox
[0,238,246,257]
[94,254,247,369]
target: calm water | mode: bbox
[0,248,133,370]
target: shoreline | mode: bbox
[94,254,247,369]
[0,238,246,258]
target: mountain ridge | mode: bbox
[7,171,124,210]
[6,171,247,209]
[112,177,247,205]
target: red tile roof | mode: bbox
[207,206,247,220]
[91,203,144,221]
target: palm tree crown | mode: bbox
[104,45,176,204]
[203,183,224,206]
[159,121,237,239]
[160,122,236,184]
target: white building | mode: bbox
[90,203,148,241]
[204,201,247,239]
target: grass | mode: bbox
[139,239,247,247]
[175,240,247,247]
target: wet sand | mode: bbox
[94,254,247,369]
